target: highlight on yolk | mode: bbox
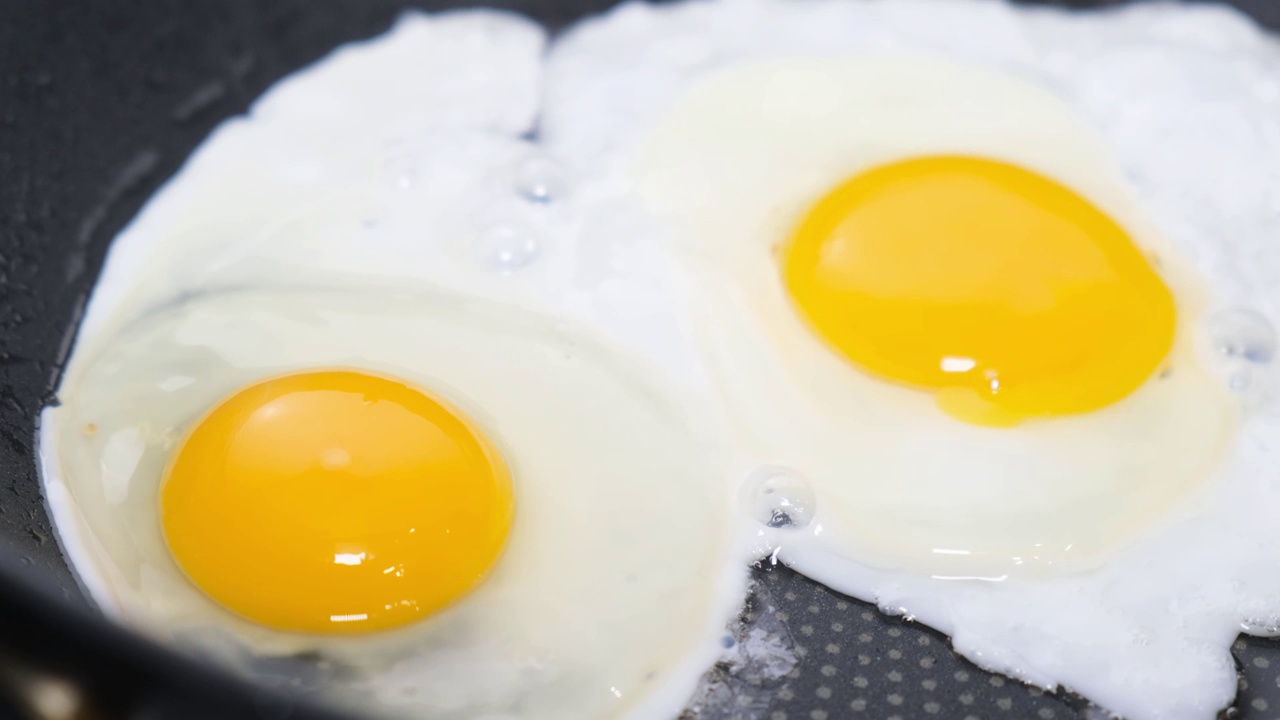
[160,369,513,634]
[781,155,1175,426]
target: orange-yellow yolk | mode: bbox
[781,156,1176,426]
[160,370,513,634]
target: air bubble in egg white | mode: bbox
[1206,308,1276,406]
[1209,308,1276,364]
[742,466,815,529]
[513,156,568,204]
[472,223,541,272]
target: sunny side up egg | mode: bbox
[40,12,745,720]
[542,0,1280,718]
[50,289,739,719]
[630,54,1237,577]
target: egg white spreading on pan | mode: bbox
[39,1,1280,720]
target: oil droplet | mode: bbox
[1209,308,1276,365]
[742,466,815,529]
[1206,308,1276,408]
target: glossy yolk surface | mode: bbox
[781,156,1175,426]
[160,370,513,634]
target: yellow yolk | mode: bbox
[160,370,513,634]
[781,156,1175,426]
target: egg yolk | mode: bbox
[781,156,1175,426]
[160,370,513,634]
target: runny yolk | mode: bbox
[781,156,1175,427]
[160,370,513,634]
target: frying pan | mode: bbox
[4,1,1280,718]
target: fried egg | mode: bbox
[544,0,1280,717]
[40,11,742,720]
[629,53,1236,576]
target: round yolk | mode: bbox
[160,370,513,634]
[781,156,1175,427]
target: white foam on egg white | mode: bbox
[38,1,1280,720]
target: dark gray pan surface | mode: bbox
[3,2,1279,718]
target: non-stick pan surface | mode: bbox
[4,2,1280,718]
